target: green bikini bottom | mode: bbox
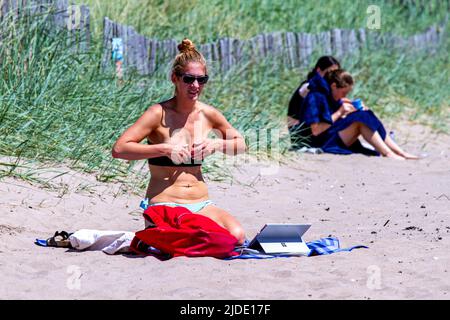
[140,198,214,213]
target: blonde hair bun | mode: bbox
[178,39,195,53]
[172,38,206,76]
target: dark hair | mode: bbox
[306,56,341,80]
[324,69,354,88]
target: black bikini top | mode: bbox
[147,156,202,167]
[147,141,202,167]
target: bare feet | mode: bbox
[385,151,406,160]
[400,152,421,160]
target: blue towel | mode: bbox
[307,237,368,256]
[227,237,368,260]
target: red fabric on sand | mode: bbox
[130,205,238,258]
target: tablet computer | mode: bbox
[248,223,311,254]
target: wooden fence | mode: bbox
[0,0,90,51]
[0,1,446,76]
[102,16,446,76]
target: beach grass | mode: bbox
[75,0,448,41]
[0,1,449,191]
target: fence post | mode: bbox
[80,4,90,51]
[331,28,343,58]
[101,17,113,69]
[285,32,298,67]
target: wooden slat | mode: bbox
[318,31,332,56]
[297,32,305,66]
[311,33,320,57]
[347,29,358,55]
[101,17,111,68]
[272,31,284,64]
[249,34,264,61]
[126,25,135,71]
[426,26,438,46]
[170,38,177,69]
[161,39,173,71]
[198,43,209,62]
[331,28,343,58]
[142,37,150,75]
[304,33,313,65]
[135,33,146,75]
[53,0,68,29]
[8,0,18,22]
[124,24,133,68]
[154,40,162,72]
[207,42,214,63]
[80,4,89,50]
[1,0,10,20]
[343,29,351,56]
[219,37,229,72]
[119,23,127,67]
[285,32,298,67]
[227,38,236,69]
[234,38,247,65]
[357,28,367,51]
[136,34,146,74]
[148,38,156,74]
[263,33,273,57]
[29,0,39,17]
[67,3,75,50]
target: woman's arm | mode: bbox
[310,107,347,136]
[112,105,189,161]
[287,116,300,127]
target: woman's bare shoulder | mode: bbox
[198,102,232,130]
[149,98,178,115]
[198,102,223,118]
[146,102,164,114]
[131,103,164,130]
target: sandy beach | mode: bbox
[1,121,449,300]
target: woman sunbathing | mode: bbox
[112,38,246,244]
[297,68,419,159]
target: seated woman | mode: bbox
[297,68,418,160]
[287,56,340,149]
[112,38,247,244]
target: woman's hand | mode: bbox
[287,116,300,128]
[362,102,369,111]
[339,102,356,118]
[191,139,221,161]
[164,143,192,164]
[342,98,370,111]
[341,97,352,104]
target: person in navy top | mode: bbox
[288,56,340,149]
[298,69,419,160]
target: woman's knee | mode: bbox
[199,206,246,244]
[229,225,246,245]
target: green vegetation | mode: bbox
[0,1,448,191]
[76,0,448,42]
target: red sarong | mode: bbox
[130,205,238,259]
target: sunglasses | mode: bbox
[177,73,209,85]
